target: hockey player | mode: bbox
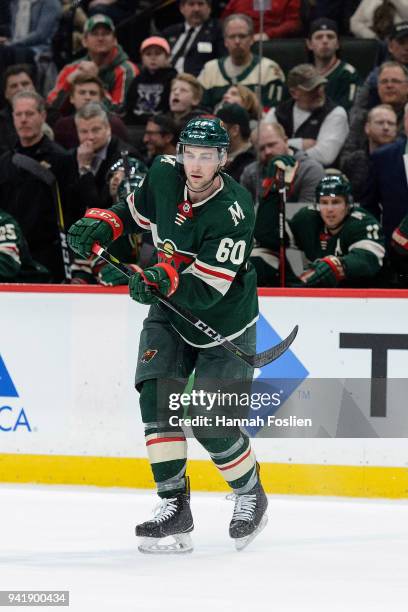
[290,175,386,287]
[67,117,268,553]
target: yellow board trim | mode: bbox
[0,454,407,498]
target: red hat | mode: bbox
[140,36,171,55]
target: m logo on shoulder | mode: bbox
[228,201,245,227]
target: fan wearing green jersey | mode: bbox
[67,117,268,554]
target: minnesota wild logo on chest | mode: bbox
[157,238,196,272]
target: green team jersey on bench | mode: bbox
[111,155,258,347]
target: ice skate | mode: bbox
[136,479,194,554]
[229,479,268,551]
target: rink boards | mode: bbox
[0,284,408,498]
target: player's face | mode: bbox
[142,46,169,71]
[378,66,408,106]
[70,83,102,110]
[170,80,198,113]
[84,25,116,55]
[180,0,211,27]
[76,116,111,151]
[109,168,125,198]
[5,72,34,103]
[365,108,397,146]
[224,19,253,63]
[388,37,408,65]
[307,30,339,60]
[291,84,325,111]
[183,145,220,189]
[319,195,348,229]
[222,86,244,107]
[256,127,289,163]
[13,98,45,146]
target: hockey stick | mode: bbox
[91,244,298,368]
[12,153,72,281]
[277,168,286,287]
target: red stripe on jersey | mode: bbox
[194,262,234,282]
[146,437,186,446]
[217,448,252,471]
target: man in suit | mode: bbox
[361,103,408,248]
[162,0,225,77]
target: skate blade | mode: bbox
[234,513,268,551]
[138,532,193,554]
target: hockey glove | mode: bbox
[97,262,141,286]
[262,155,298,197]
[67,208,124,258]
[297,256,345,287]
[128,263,179,305]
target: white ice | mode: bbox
[1,484,407,611]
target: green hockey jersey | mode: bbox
[324,59,360,112]
[112,155,259,346]
[0,209,50,282]
[289,205,386,283]
[199,55,284,110]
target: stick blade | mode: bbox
[253,325,298,368]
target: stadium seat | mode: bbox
[253,39,307,76]
[338,38,381,80]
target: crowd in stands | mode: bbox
[0,0,408,289]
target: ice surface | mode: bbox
[1,484,407,611]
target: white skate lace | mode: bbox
[229,493,257,522]
[151,498,178,524]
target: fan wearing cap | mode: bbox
[265,63,349,167]
[123,37,177,126]
[67,117,268,552]
[306,18,361,112]
[351,21,408,113]
[47,14,138,113]
[289,175,386,287]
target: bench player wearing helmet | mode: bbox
[291,175,386,287]
[67,117,268,553]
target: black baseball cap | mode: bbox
[309,17,338,37]
[390,21,408,41]
[216,103,250,136]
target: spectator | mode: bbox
[355,22,408,112]
[215,103,255,182]
[0,0,61,73]
[123,36,176,126]
[0,63,35,155]
[53,74,129,149]
[143,114,179,165]
[221,0,302,40]
[47,14,138,114]
[361,102,408,247]
[0,206,50,282]
[216,83,261,122]
[350,0,408,40]
[162,0,225,77]
[199,14,285,111]
[241,121,325,204]
[168,72,205,129]
[340,104,398,202]
[290,175,386,287]
[68,101,137,218]
[348,62,408,148]
[0,90,69,281]
[306,17,361,111]
[265,64,349,167]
